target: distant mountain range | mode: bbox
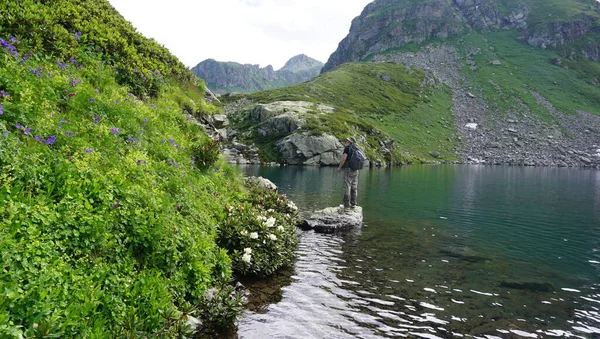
[192,54,323,94]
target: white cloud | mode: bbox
[107,0,372,69]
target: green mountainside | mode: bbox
[227,62,457,164]
[223,0,600,168]
[0,1,298,337]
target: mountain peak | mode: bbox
[279,54,324,73]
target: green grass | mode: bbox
[498,0,599,28]
[456,30,600,120]
[366,85,458,160]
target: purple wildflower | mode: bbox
[0,91,8,97]
[112,200,121,209]
[160,140,165,144]
[111,127,120,135]
[69,57,77,64]
[176,205,182,211]
[57,61,67,70]
[168,138,175,144]
[23,128,31,135]
[143,118,148,125]
[137,160,142,165]
[45,135,56,145]
[85,148,93,153]
[74,32,82,41]
[9,36,17,43]
[0,103,3,115]
[150,104,157,109]
[127,137,136,142]
[16,123,22,129]
[3,130,8,137]
[65,131,73,136]
[94,115,101,124]
[29,67,43,77]
[89,98,95,103]
[35,135,42,141]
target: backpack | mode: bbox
[348,145,366,170]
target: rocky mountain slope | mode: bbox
[218,0,600,168]
[192,54,323,94]
[322,0,600,72]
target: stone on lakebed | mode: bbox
[301,206,363,233]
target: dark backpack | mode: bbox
[348,145,366,170]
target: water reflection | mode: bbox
[238,165,600,338]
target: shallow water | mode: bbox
[237,165,600,338]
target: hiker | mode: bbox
[337,137,360,208]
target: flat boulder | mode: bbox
[301,206,363,233]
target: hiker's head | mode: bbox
[345,137,356,145]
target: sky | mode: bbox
[107,0,373,70]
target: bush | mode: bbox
[218,184,300,277]
[193,139,221,171]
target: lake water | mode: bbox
[236,165,600,338]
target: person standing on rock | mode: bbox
[338,137,359,209]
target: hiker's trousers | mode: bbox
[343,168,359,207]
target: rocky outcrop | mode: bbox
[301,206,363,233]
[276,133,343,166]
[322,0,600,72]
[192,55,323,94]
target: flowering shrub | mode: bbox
[218,184,300,277]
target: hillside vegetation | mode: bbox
[0,1,298,337]
[228,62,458,163]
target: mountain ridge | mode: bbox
[192,54,323,94]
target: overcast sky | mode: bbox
[107,0,373,70]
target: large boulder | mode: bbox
[301,206,363,233]
[258,112,305,137]
[246,176,278,191]
[276,133,343,166]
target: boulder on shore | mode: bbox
[301,206,363,233]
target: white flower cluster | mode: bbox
[264,216,276,228]
[242,247,252,263]
[268,234,277,241]
[287,201,298,211]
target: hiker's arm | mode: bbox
[338,153,347,172]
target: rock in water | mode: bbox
[301,206,363,233]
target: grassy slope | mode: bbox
[455,30,600,120]
[0,0,297,337]
[242,62,458,162]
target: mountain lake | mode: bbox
[233,165,600,338]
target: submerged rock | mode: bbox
[301,206,363,233]
[500,280,555,292]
